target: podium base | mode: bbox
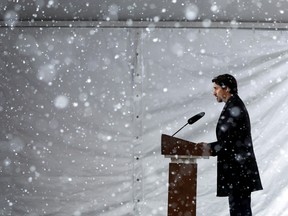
[168,163,197,216]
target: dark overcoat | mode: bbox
[209,94,263,197]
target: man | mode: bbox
[199,74,263,216]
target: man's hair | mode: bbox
[212,74,238,94]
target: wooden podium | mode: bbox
[161,134,211,216]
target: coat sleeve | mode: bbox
[208,141,220,156]
[208,98,247,157]
[208,114,243,156]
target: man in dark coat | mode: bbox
[200,74,263,216]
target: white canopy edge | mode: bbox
[1,20,288,30]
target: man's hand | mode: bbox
[196,142,211,156]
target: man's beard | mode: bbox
[216,97,223,103]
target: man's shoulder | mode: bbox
[228,94,245,107]
[226,95,248,116]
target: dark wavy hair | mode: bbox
[212,74,238,94]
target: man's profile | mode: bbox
[199,74,263,216]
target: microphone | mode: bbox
[188,112,205,124]
[172,112,205,137]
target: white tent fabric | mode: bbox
[1,26,288,216]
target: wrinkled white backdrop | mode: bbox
[1,26,288,216]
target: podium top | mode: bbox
[161,134,211,157]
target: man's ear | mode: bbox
[226,87,230,92]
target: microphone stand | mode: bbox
[172,123,188,137]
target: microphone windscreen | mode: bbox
[188,112,205,124]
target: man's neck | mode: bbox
[223,93,232,103]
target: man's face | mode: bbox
[213,83,228,103]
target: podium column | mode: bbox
[161,134,211,216]
[167,157,198,216]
